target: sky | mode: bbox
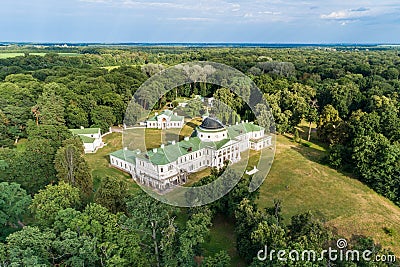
[1,0,400,43]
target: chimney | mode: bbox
[155,112,158,116]
[246,120,248,123]
[80,126,84,129]
[174,112,178,116]
[123,147,128,150]
[235,122,239,125]
[184,137,189,141]
[136,149,141,154]
[161,144,165,149]
[241,121,244,124]
[172,140,176,145]
[153,148,157,153]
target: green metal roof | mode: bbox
[70,128,100,135]
[111,121,264,166]
[137,137,202,165]
[135,137,234,166]
[227,123,264,139]
[147,110,184,122]
[110,149,137,164]
[79,135,96,144]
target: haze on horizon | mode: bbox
[1,0,399,44]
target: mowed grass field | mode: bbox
[258,135,400,255]
[84,132,140,193]
[86,126,400,259]
[0,52,79,59]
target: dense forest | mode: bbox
[0,46,399,266]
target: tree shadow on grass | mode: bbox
[284,134,358,180]
[283,134,326,164]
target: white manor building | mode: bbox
[110,117,272,191]
[144,110,184,129]
[70,127,103,154]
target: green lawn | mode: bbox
[87,127,400,259]
[123,118,202,151]
[258,135,400,255]
[84,133,140,193]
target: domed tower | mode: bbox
[197,117,228,142]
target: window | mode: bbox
[161,168,164,173]
[208,136,210,139]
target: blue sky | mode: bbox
[1,0,400,43]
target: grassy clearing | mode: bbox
[0,52,79,59]
[185,167,212,186]
[123,118,202,151]
[258,135,400,255]
[84,133,140,193]
[101,64,140,71]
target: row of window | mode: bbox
[199,133,226,139]
[148,122,182,127]
[111,158,132,171]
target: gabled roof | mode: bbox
[79,135,96,144]
[227,123,264,139]
[70,128,100,135]
[147,110,184,122]
[111,121,265,166]
[110,149,137,164]
[137,137,202,165]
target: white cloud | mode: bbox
[320,7,370,20]
[167,17,215,21]
[258,11,281,15]
[232,3,240,12]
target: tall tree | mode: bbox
[95,176,128,213]
[124,191,177,267]
[35,83,66,126]
[90,105,116,133]
[306,99,319,141]
[30,182,81,226]
[54,137,93,198]
[0,182,31,229]
[6,226,55,266]
[179,207,212,265]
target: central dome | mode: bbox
[199,117,224,130]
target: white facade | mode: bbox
[110,118,272,191]
[70,128,103,154]
[146,110,184,129]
